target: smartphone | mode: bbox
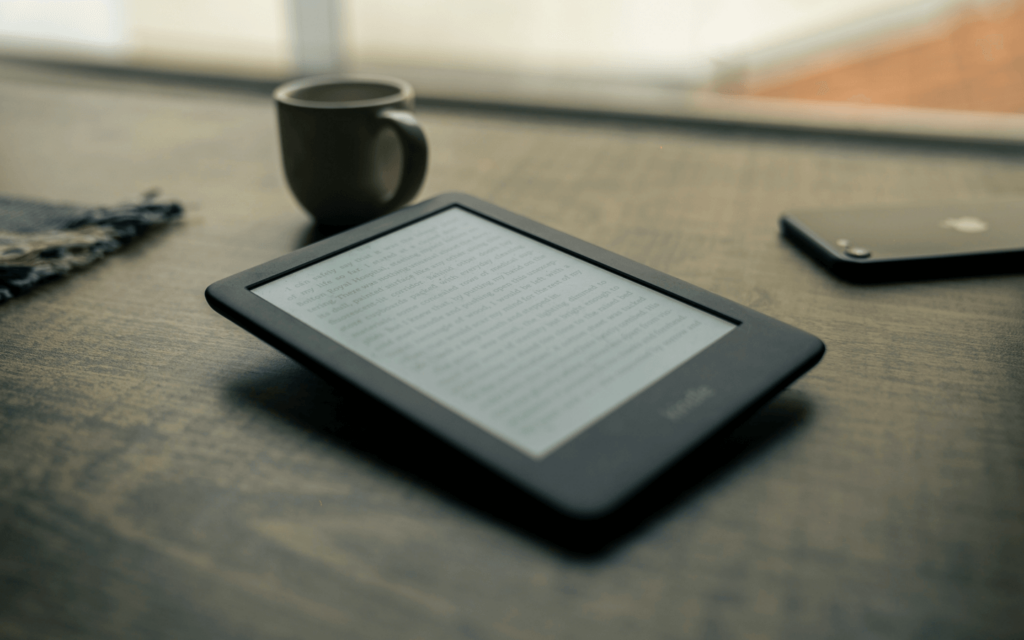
[780,202,1024,282]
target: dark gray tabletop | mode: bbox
[1,61,1022,640]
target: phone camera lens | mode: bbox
[844,246,871,259]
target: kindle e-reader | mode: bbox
[207,193,824,517]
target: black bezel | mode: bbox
[208,193,824,517]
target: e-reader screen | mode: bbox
[253,207,736,459]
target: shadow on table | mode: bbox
[228,362,814,558]
[297,224,341,246]
[296,221,371,247]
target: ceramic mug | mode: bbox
[274,75,428,228]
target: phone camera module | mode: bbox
[844,246,871,259]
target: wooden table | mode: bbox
[2,61,1022,639]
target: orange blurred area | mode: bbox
[727,0,1024,113]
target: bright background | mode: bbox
[1,0,1019,111]
[0,1,999,78]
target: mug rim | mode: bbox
[274,74,414,110]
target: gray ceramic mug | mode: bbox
[274,75,428,228]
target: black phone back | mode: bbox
[781,202,1024,281]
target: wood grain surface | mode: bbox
[1,61,1023,640]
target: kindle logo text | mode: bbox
[661,386,715,422]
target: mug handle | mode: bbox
[378,109,428,212]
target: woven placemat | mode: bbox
[0,190,183,301]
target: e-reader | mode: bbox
[207,193,824,517]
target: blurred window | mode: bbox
[1,0,1019,112]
